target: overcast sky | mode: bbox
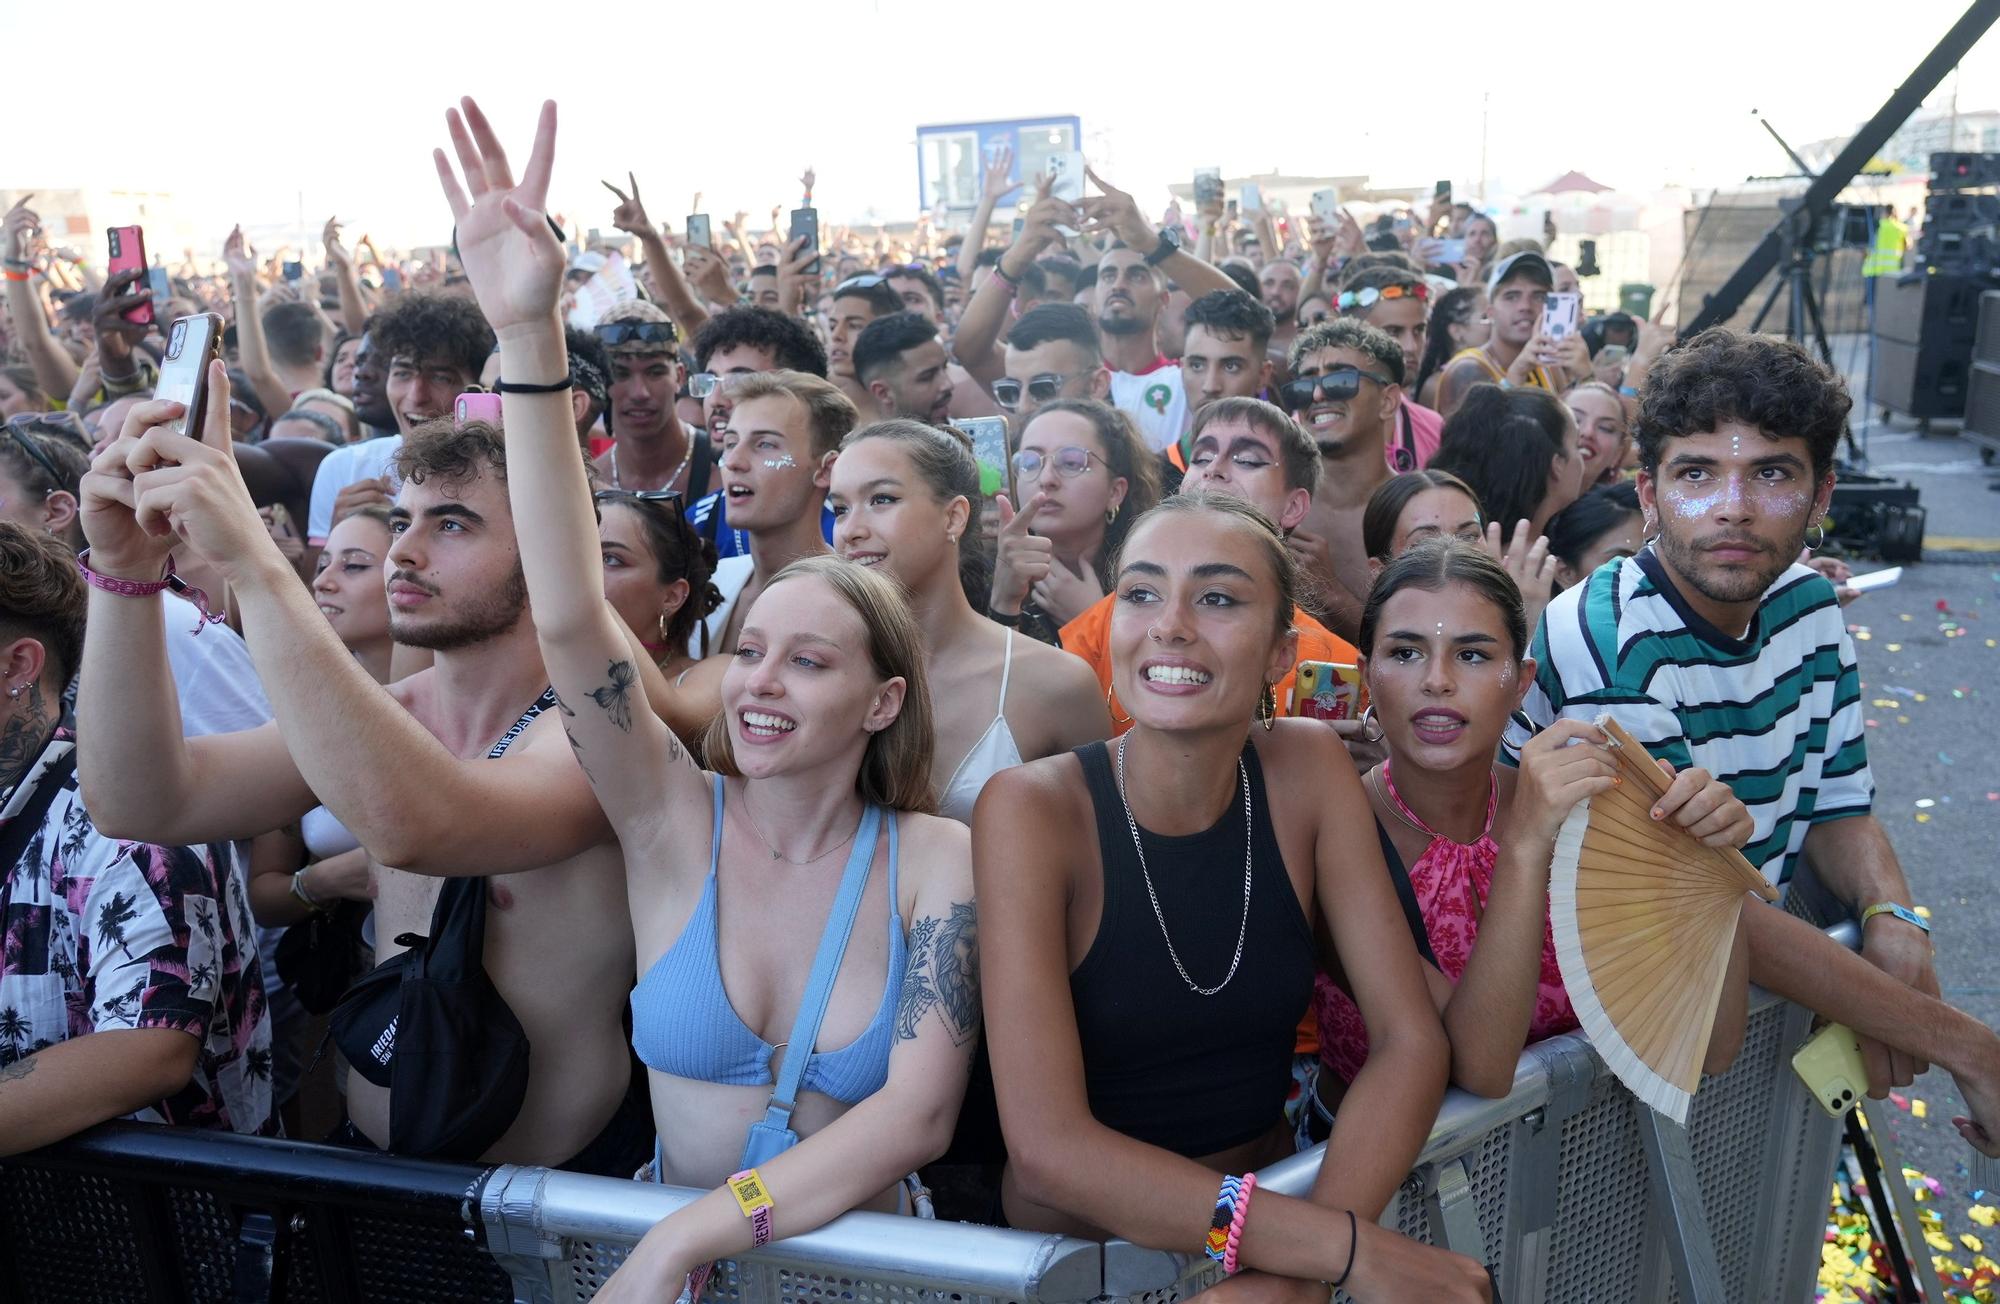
[9,0,1999,251]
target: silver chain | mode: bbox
[1114,733,1254,998]
[610,438,693,492]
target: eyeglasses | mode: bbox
[3,417,68,490]
[1335,283,1429,312]
[1010,446,1100,479]
[1279,366,1397,410]
[688,372,721,399]
[596,321,679,348]
[991,372,1085,412]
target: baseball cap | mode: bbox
[1487,251,1554,294]
[570,251,608,275]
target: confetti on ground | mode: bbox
[1821,1159,2000,1301]
[1916,799,1937,809]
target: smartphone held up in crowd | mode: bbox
[153,312,225,437]
[106,224,154,326]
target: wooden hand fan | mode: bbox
[1548,716,1779,1124]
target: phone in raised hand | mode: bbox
[788,207,820,276]
[1540,291,1582,357]
[152,313,225,438]
[686,213,713,249]
[106,225,153,326]
[1194,168,1223,209]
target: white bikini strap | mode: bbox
[996,629,1016,714]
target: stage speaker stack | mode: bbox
[1961,289,2000,459]
[1872,152,2000,422]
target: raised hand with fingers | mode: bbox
[1483,519,1557,637]
[989,492,1054,617]
[603,171,657,239]
[322,217,351,269]
[981,144,1018,203]
[121,361,280,583]
[3,196,39,264]
[432,97,564,335]
[222,225,256,279]
[1031,553,1103,628]
[1078,166,1154,250]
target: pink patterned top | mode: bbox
[1314,763,1578,1085]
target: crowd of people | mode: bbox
[0,95,1996,1302]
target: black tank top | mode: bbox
[1068,738,1316,1156]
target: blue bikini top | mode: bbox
[630,775,904,1106]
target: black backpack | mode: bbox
[328,874,529,1161]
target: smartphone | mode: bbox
[1429,237,1467,266]
[788,207,820,276]
[1541,291,1582,343]
[1845,566,1904,593]
[1435,179,1453,200]
[152,313,225,438]
[951,416,1011,500]
[1791,1023,1869,1118]
[1011,215,1025,239]
[147,266,172,307]
[1047,151,1085,204]
[1310,189,1341,226]
[1194,168,1223,208]
[1293,661,1365,721]
[283,260,305,283]
[1597,344,1630,368]
[381,267,403,291]
[106,225,153,326]
[454,391,502,426]
[686,213,713,249]
[1239,183,1264,214]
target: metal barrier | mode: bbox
[0,925,1858,1304]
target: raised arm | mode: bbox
[976,758,1488,1299]
[436,97,707,837]
[952,175,1069,382]
[3,198,81,399]
[222,227,295,421]
[322,217,369,337]
[596,821,980,1300]
[605,174,711,337]
[956,145,1018,287]
[1082,167,1236,303]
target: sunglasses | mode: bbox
[1011,445,1100,479]
[1336,283,1429,312]
[833,274,890,296]
[3,417,68,489]
[596,321,678,348]
[594,487,686,520]
[1279,365,1396,410]
[991,372,1084,412]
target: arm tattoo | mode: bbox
[588,660,638,732]
[0,1054,38,1084]
[894,900,980,1047]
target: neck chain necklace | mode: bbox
[611,435,694,493]
[740,786,864,866]
[1114,733,1254,998]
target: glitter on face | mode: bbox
[762,454,798,470]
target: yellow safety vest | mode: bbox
[1862,214,1906,277]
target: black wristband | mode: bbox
[988,606,1023,627]
[1331,1208,1357,1288]
[493,377,573,394]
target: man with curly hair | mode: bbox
[1503,328,1998,1134]
[306,292,495,547]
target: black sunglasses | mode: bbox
[596,321,678,348]
[991,372,1083,412]
[833,274,890,296]
[1279,365,1395,411]
[4,416,72,488]
[595,487,685,512]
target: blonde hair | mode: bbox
[724,369,860,458]
[702,554,937,812]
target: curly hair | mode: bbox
[689,306,828,377]
[394,416,510,487]
[1636,327,1850,478]
[0,522,86,683]
[370,291,496,381]
[1288,317,1406,385]
[1182,289,1276,353]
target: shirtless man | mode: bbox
[76,383,645,1173]
[1281,318,1404,644]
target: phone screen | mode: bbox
[686,214,713,249]
[154,313,223,437]
[283,261,304,283]
[788,207,820,276]
[1435,179,1452,199]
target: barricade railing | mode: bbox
[0,924,1857,1304]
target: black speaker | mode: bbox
[1918,230,2000,276]
[1872,274,1984,418]
[1962,290,2000,457]
[1930,152,2000,189]
[1827,472,1926,561]
[1924,192,2000,231]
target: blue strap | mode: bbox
[708,774,726,878]
[757,803,883,1134]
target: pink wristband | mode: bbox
[1222,1171,1256,1275]
[75,549,224,636]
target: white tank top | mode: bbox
[938,631,1025,824]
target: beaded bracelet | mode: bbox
[1204,1174,1245,1266]
[1222,1172,1257,1275]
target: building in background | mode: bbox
[915,116,1082,223]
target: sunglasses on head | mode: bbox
[596,321,678,348]
[3,417,68,488]
[594,487,686,519]
[1279,365,1395,410]
[1011,445,1099,479]
[833,274,890,296]
[1336,283,1429,312]
[991,372,1083,412]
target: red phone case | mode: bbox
[106,225,153,326]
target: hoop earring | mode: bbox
[1802,519,1826,553]
[1106,682,1132,728]
[1105,507,1117,526]
[1258,685,1277,731]
[1641,512,1658,538]
[657,611,670,644]
[1357,703,1385,744]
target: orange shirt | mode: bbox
[1060,594,1360,736]
[1061,593,1358,1057]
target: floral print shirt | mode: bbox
[0,727,273,1134]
